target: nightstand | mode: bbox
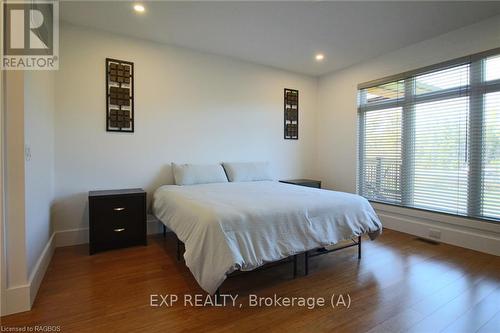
[279,179,322,189]
[89,188,147,255]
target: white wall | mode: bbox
[53,23,318,234]
[2,70,56,315]
[24,71,55,277]
[316,15,500,254]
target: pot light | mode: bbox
[133,4,145,13]
[315,54,325,61]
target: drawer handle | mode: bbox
[114,228,125,232]
[113,207,126,211]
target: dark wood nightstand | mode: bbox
[279,179,322,189]
[89,188,147,255]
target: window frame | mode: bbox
[357,47,500,224]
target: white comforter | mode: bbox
[153,181,382,294]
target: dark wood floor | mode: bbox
[2,229,499,333]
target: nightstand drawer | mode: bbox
[91,197,142,242]
[89,189,146,254]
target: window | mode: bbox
[357,48,500,222]
[485,55,500,81]
[413,97,469,215]
[361,107,402,204]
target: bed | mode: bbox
[153,180,382,294]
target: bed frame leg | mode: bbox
[162,225,166,238]
[177,238,181,261]
[293,255,297,278]
[358,236,362,259]
[305,251,309,276]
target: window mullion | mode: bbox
[467,60,484,217]
[401,79,415,206]
[357,90,367,196]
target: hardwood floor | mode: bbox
[1,229,499,333]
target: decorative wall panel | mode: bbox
[284,88,298,139]
[106,58,134,132]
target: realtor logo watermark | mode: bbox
[2,0,59,70]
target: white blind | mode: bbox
[357,49,500,222]
[483,91,500,219]
[413,97,469,215]
[359,107,402,204]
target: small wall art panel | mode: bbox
[284,88,298,139]
[106,58,134,132]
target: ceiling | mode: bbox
[60,1,500,76]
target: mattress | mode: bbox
[152,180,382,294]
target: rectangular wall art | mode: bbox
[106,58,134,132]
[284,88,298,139]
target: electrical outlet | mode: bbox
[429,229,441,240]
[24,145,32,162]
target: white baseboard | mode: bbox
[29,232,55,306]
[3,233,55,316]
[55,228,89,247]
[377,209,500,256]
[4,283,30,315]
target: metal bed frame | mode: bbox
[162,225,362,293]
[305,236,361,275]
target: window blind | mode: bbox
[483,91,500,219]
[357,48,500,222]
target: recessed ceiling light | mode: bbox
[133,4,145,13]
[315,54,325,61]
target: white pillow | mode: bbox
[222,162,273,182]
[172,163,228,185]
